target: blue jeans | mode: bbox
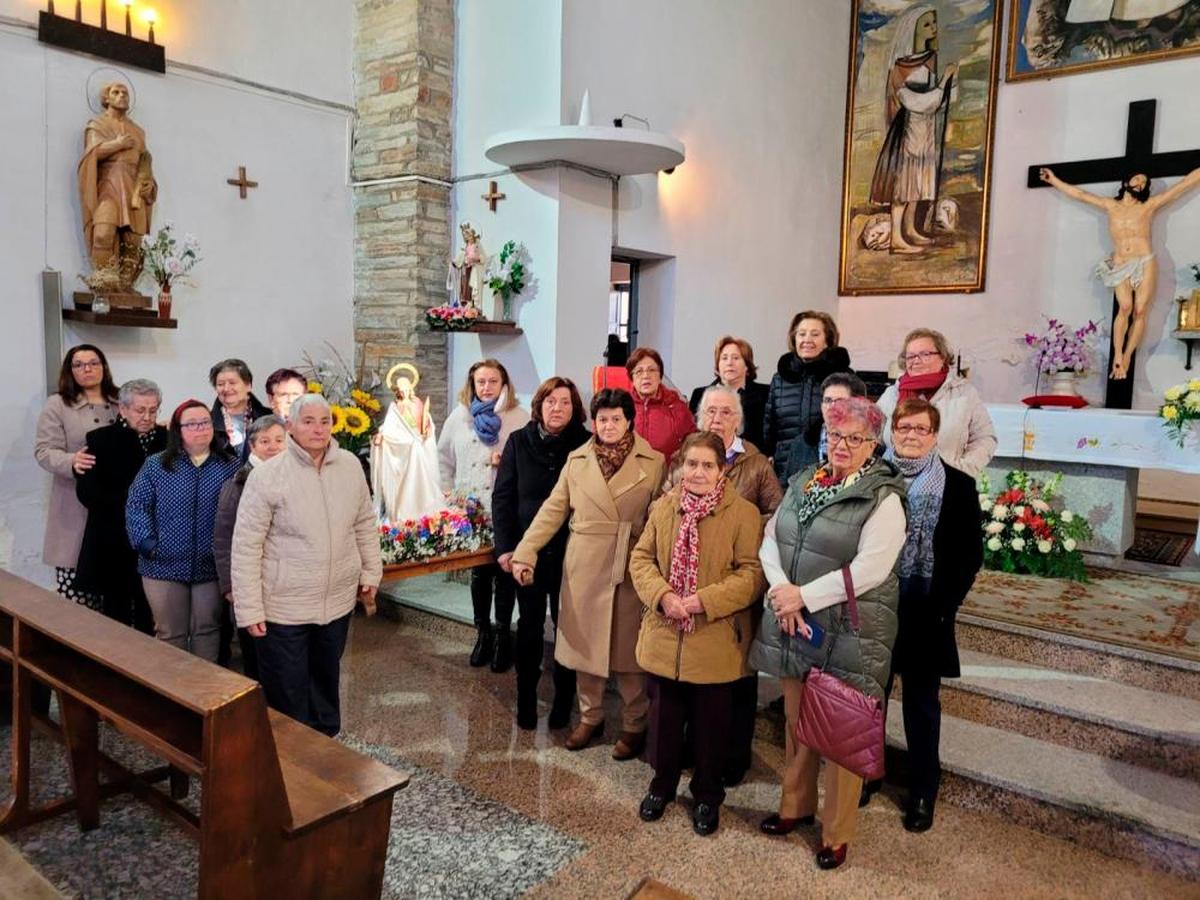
[256,613,352,736]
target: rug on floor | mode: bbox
[1125,528,1197,567]
[0,725,584,900]
[963,568,1200,663]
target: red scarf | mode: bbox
[668,480,726,604]
[897,367,948,401]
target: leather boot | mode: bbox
[491,628,514,673]
[612,729,646,761]
[548,662,576,729]
[565,720,603,751]
[469,623,494,668]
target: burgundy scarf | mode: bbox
[897,367,948,401]
[594,430,635,481]
[668,480,726,601]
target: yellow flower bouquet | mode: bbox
[300,343,385,457]
[1158,379,1200,448]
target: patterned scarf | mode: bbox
[885,447,945,586]
[792,457,876,527]
[668,480,726,600]
[594,430,635,481]
[469,397,501,446]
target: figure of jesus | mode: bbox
[869,5,959,255]
[1040,166,1200,379]
[370,364,445,524]
[447,223,487,309]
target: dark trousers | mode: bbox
[515,565,575,704]
[887,669,943,801]
[218,602,235,666]
[726,673,758,776]
[256,613,352,736]
[99,571,155,635]
[648,676,734,807]
[237,626,260,681]
[471,563,516,630]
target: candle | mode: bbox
[99,0,107,29]
[75,1,81,21]
[121,0,132,36]
[46,1,55,15]
[143,8,156,44]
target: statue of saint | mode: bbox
[868,5,959,255]
[370,363,445,524]
[447,223,487,308]
[1040,166,1200,379]
[77,82,157,287]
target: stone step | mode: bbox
[957,613,1200,701]
[885,704,1200,882]
[924,649,1200,781]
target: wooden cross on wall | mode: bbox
[481,180,506,212]
[226,166,259,199]
[1028,99,1200,408]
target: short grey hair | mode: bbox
[288,393,331,422]
[118,378,161,407]
[697,384,744,435]
[247,414,286,446]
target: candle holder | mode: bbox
[38,5,165,73]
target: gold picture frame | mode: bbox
[838,0,1003,296]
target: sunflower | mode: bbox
[307,381,324,395]
[343,406,371,436]
[330,404,347,434]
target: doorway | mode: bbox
[607,257,639,366]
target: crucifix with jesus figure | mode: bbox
[1028,99,1200,409]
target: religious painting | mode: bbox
[838,0,1003,296]
[1007,1,1200,82]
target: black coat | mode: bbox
[74,421,168,594]
[211,393,272,459]
[762,347,853,481]
[891,464,983,679]
[688,379,769,450]
[492,419,591,565]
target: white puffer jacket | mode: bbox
[877,371,997,477]
[437,402,529,511]
[231,437,382,627]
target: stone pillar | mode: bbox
[352,0,453,415]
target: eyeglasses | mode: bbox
[180,420,214,432]
[71,360,102,371]
[894,424,934,436]
[703,407,737,419]
[903,351,941,364]
[630,367,659,378]
[827,430,872,449]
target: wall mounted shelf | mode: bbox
[484,125,685,177]
[63,309,177,329]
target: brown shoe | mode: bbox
[565,721,603,751]
[611,729,646,761]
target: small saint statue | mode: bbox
[370,363,445,524]
[447,222,487,309]
[78,81,157,289]
[1040,166,1200,379]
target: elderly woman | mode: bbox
[878,397,982,832]
[749,397,906,871]
[692,384,781,784]
[763,311,854,484]
[126,400,241,661]
[209,358,272,454]
[689,336,770,450]
[630,432,764,836]
[212,414,288,679]
[439,358,529,671]
[512,389,664,757]
[35,344,119,610]
[493,377,591,730]
[627,347,695,460]
[793,372,869,473]
[876,328,996,476]
[264,368,308,421]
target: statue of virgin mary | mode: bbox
[370,363,445,523]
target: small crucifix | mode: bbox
[226,166,259,199]
[481,180,506,212]
[1028,100,1200,409]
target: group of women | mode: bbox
[465,314,993,869]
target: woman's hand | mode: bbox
[512,561,534,586]
[72,448,96,475]
[777,611,812,639]
[768,583,805,619]
[681,594,704,616]
[490,451,502,467]
[497,552,513,573]
[358,584,378,616]
[247,622,267,638]
[660,591,689,621]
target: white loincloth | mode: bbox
[1095,254,1154,288]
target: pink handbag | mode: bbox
[793,567,886,781]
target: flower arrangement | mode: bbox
[1158,379,1200,448]
[140,223,201,292]
[978,470,1094,581]
[300,344,383,456]
[425,304,483,331]
[485,240,527,320]
[1023,318,1099,375]
[378,494,493,565]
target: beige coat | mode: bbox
[35,394,117,568]
[231,438,383,627]
[877,372,997,476]
[512,435,664,678]
[630,486,765,684]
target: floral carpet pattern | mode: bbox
[963,569,1200,663]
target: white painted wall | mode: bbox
[0,7,354,585]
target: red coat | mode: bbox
[634,386,695,461]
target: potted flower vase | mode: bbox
[1048,371,1079,397]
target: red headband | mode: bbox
[172,399,207,422]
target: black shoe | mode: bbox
[692,802,720,836]
[859,779,882,808]
[903,797,935,833]
[759,813,815,835]
[548,694,573,729]
[638,791,674,822]
[816,844,847,870]
[491,629,513,673]
[516,692,538,731]
[469,626,494,668]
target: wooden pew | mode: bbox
[0,571,408,899]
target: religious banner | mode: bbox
[1008,0,1200,82]
[838,0,1002,295]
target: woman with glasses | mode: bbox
[876,328,996,476]
[126,400,241,661]
[749,397,906,871]
[35,344,119,610]
[625,347,695,461]
[788,372,868,476]
[688,336,769,450]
